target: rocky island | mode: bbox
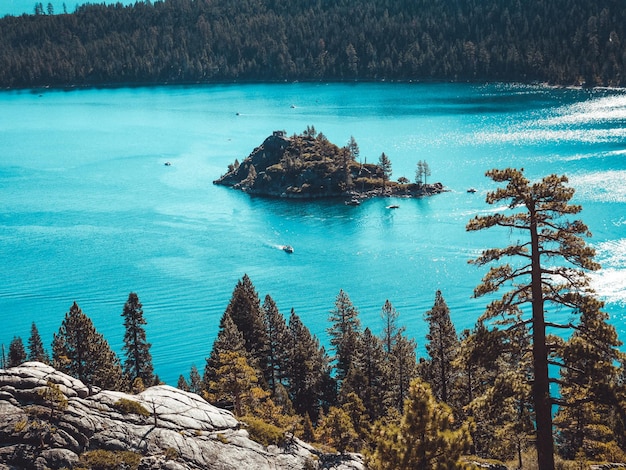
[213,128,445,201]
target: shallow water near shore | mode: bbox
[1,82,625,384]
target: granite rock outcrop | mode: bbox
[0,362,365,470]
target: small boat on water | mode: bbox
[387,204,400,209]
[282,245,294,254]
[467,188,477,193]
[164,161,172,166]
[345,198,361,206]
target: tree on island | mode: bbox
[121,292,154,386]
[415,160,431,185]
[466,168,615,470]
[378,153,392,192]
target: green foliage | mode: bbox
[328,289,362,384]
[8,336,27,367]
[28,322,49,364]
[38,380,68,419]
[422,290,459,405]
[121,292,154,387]
[467,168,607,470]
[366,378,471,470]
[0,0,625,88]
[79,449,141,470]
[113,398,150,417]
[241,415,286,447]
[316,405,359,453]
[52,302,124,390]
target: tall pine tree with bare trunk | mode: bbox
[467,168,602,470]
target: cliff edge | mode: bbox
[0,362,365,470]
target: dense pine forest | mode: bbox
[3,169,626,468]
[1,0,625,88]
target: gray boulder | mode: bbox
[0,362,365,470]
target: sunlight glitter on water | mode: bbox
[590,239,626,306]
[569,170,626,203]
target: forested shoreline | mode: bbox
[1,0,625,89]
[4,169,626,468]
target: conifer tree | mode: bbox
[316,405,360,453]
[390,330,418,413]
[121,292,154,385]
[287,309,335,421]
[554,301,625,461]
[224,275,268,369]
[52,301,123,390]
[378,152,392,192]
[263,294,289,395]
[203,312,249,393]
[467,168,604,470]
[177,374,190,391]
[27,322,49,364]
[188,364,202,395]
[207,350,265,416]
[381,300,417,413]
[422,290,459,404]
[342,327,388,421]
[8,336,27,367]
[328,289,362,384]
[366,378,470,470]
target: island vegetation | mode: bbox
[3,168,626,469]
[0,0,625,88]
[213,127,444,201]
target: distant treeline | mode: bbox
[0,0,625,88]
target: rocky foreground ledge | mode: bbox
[0,362,364,470]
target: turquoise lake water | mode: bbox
[1,82,625,384]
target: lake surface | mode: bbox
[1,82,625,384]
[0,0,133,17]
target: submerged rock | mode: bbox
[0,362,365,470]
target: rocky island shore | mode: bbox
[0,362,364,470]
[213,129,445,201]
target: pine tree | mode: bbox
[381,300,417,413]
[224,275,268,369]
[52,301,124,390]
[390,330,418,413]
[189,364,203,395]
[263,294,289,396]
[177,375,190,391]
[366,378,470,470]
[554,302,625,461]
[316,405,360,453]
[328,289,362,384]
[207,350,264,416]
[8,336,27,367]
[423,290,459,404]
[380,299,398,355]
[467,168,603,470]
[342,327,388,421]
[121,292,154,385]
[203,312,249,394]
[378,152,392,192]
[287,309,335,421]
[27,322,49,364]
